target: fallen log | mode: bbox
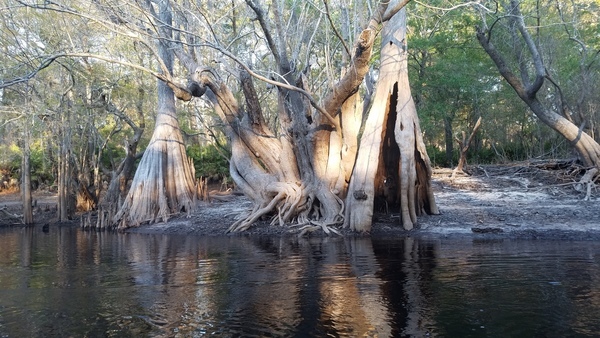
[0,206,24,224]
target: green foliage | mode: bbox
[186,144,230,181]
[0,143,21,175]
[0,141,53,184]
[407,0,600,166]
[408,3,499,162]
[29,141,53,184]
[100,143,127,169]
[426,145,452,168]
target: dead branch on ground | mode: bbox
[0,206,24,224]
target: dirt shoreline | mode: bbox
[2,164,599,240]
[126,171,600,240]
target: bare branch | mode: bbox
[0,55,58,89]
[412,0,494,15]
[476,25,529,99]
[15,0,175,86]
[198,43,339,128]
[0,111,26,128]
[244,0,283,68]
[323,0,351,58]
[0,52,191,99]
[509,0,545,97]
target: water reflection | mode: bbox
[0,226,599,337]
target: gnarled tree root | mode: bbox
[226,183,344,234]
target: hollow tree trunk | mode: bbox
[113,0,196,229]
[345,8,439,232]
[176,1,436,234]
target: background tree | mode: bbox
[112,0,198,228]
[409,5,491,167]
[476,0,600,183]
[1,0,162,222]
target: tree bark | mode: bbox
[443,115,454,166]
[112,102,197,228]
[99,100,145,225]
[345,8,438,232]
[57,104,74,221]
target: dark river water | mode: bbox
[0,225,599,337]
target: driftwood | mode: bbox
[467,161,598,199]
[0,206,24,224]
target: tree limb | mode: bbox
[0,55,58,89]
[321,1,409,117]
[0,52,192,100]
[198,47,340,128]
[510,0,545,98]
[244,0,283,68]
[476,27,529,99]
[382,0,412,22]
[323,0,351,58]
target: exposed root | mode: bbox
[227,193,283,232]
[331,190,345,222]
[227,182,344,234]
[297,221,342,237]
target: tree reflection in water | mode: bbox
[0,226,599,337]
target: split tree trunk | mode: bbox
[346,8,438,232]
[169,0,437,233]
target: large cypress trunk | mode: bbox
[126,0,439,233]
[345,8,438,232]
[112,0,196,229]
[112,97,197,228]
